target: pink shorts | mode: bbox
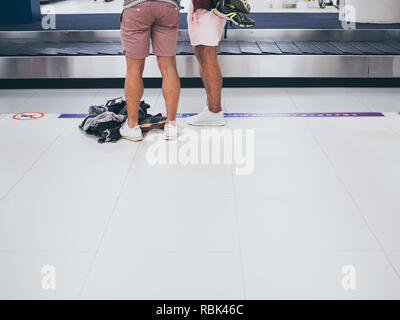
[187,2,226,47]
[120,2,179,59]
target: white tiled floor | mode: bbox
[99,196,240,253]
[243,252,400,299]
[81,252,244,299]
[0,87,400,299]
[0,252,93,299]
[288,88,371,112]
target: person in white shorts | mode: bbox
[185,0,227,126]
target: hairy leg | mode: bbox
[157,56,181,124]
[194,45,223,113]
[125,57,145,127]
[194,46,208,107]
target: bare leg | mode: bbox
[157,56,181,124]
[194,46,208,107]
[194,45,222,113]
[124,57,145,128]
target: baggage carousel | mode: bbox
[0,12,399,80]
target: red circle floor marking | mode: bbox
[13,112,45,120]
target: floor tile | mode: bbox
[232,130,348,197]
[0,252,93,299]
[354,196,400,251]
[0,196,116,252]
[224,88,298,113]
[19,89,99,114]
[243,252,400,299]
[386,252,400,277]
[100,196,239,253]
[0,90,37,114]
[121,129,235,197]
[307,118,400,196]
[81,252,244,299]
[7,122,139,197]
[236,196,380,252]
[350,88,400,112]
[227,116,311,133]
[288,88,370,112]
[0,118,71,200]
[383,113,400,135]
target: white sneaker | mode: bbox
[120,121,143,142]
[186,107,226,127]
[164,123,183,140]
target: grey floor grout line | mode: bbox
[347,88,373,112]
[351,90,400,135]
[222,117,247,299]
[286,88,301,113]
[80,89,103,113]
[0,121,75,205]
[302,116,400,281]
[382,117,400,136]
[379,113,400,137]
[230,164,248,300]
[77,141,142,299]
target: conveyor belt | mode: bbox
[312,42,344,54]
[367,42,400,54]
[238,41,262,55]
[219,41,242,55]
[1,40,399,57]
[349,42,385,55]
[1,30,399,79]
[388,42,400,50]
[275,41,303,55]
[330,42,364,55]
[256,42,282,54]
[178,41,194,55]
[293,42,323,55]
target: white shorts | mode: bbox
[187,1,226,47]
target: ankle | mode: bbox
[208,106,222,113]
[166,119,177,126]
[127,119,138,128]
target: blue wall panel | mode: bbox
[0,0,41,24]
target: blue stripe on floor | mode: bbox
[223,112,385,118]
[58,112,385,119]
[58,114,88,118]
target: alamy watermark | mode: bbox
[41,265,56,290]
[146,128,255,175]
[341,265,356,290]
[340,5,357,30]
[42,5,56,30]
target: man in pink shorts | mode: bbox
[120,0,182,141]
[185,0,227,126]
